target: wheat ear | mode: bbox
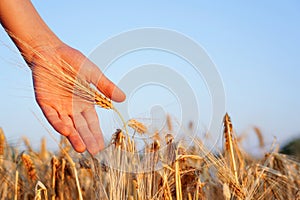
[21,153,38,181]
[223,113,239,184]
[0,128,5,166]
[127,119,147,134]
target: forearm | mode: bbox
[0,0,62,62]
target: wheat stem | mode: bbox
[14,170,19,200]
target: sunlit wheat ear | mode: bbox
[166,114,173,131]
[111,129,126,148]
[0,128,6,162]
[165,133,174,144]
[127,119,147,134]
[39,137,48,160]
[34,57,114,110]
[253,126,265,148]
[147,140,160,152]
[223,113,239,184]
[22,136,33,152]
[21,153,38,181]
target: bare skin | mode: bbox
[0,0,125,154]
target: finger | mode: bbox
[72,113,101,155]
[84,60,126,102]
[39,104,73,137]
[58,49,126,102]
[60,115,86,153]
[81,108,105,150]
[39,105,86,152]
[60,114,75,128]
[67,131,86,153]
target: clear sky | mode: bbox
[0,1,299,152]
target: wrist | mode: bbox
[21,36,64,67]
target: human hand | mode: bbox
[0,0,126,154]
[30,44,125,155]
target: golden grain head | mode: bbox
[178,146,186,156]
[223,113,233,134]
[0,128,5,156]
[111,128,126,147]
[253,126,265,148]
[51,156,59,167]
[149,140,160,152]
[127,119,147,134]
[21,153,38,181]
[94,91,113,109]
[166,115,172,131]
[165,133,174,144]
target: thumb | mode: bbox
[85,60,126,102]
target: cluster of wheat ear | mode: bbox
[0,113,299,200]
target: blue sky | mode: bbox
[0,1,299,151]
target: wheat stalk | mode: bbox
[59,158,66,200]
[51,156,59,200]
[34,181,48,200]
[14,170,19,200]
[175,158,182,200]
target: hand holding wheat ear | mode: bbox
[31,45,125,155]
[0,0,125,155]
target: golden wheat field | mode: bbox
[2,2,300,199]
[0,113,299,200]
[0,34,299,200]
